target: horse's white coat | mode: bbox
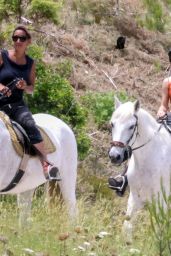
[0,112,77,224]
[109,99,171,238]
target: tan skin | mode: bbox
[157,77,171,118]
[0,29,50,170]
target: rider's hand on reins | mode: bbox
[156,113,167,123]
[0,83,12,97]
[16,79,27,90]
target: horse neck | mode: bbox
[134,108,159,145]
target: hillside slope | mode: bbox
[17,0,171,177]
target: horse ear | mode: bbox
[114,96,121,109]
[134,100,140,112]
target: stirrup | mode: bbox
[45,165,62,181]
[108,174,128,192]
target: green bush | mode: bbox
[28,43,44,61]
[0,0,21,20]
[82,91,129,128]
[0,2,7,22]
[25,60,90,159]
[82,92,114,128]
[54,59,73,79]
[72,0,114,24]
[148,180,171,255]
[29,0,63,24]
[142,0,166,32]
[75,129,91,160]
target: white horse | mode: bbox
[0,112,77,225]
[109,97,171,238]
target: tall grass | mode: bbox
[0,177,158,256]
[148,180,171,256]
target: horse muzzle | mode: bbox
[108,142,132,165]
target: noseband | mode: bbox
[110,141,125,147]
[110,141,133,162]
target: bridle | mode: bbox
[110,114,163,161]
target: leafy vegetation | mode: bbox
[24,58,89,159]
[82,91,114,128]
[82,91,129,128]
[148,181,171,255]
[142,0,166,32]
[28,0,63,24]
[1,1,171,255]
[0,190,156,256]
[0,0,62,24]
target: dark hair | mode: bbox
[12,25,31,39]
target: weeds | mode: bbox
[148,180,171,255]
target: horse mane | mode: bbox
[137,108,161,136]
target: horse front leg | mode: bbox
[17,189,35,228]
[123,190,143,242]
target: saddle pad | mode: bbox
[0,111,56,157]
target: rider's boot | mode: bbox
[33,142,61,181]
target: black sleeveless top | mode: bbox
[0,50,34,106]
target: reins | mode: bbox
[0,77,22,100]
[131,122,163,151]
[111,117,163,154]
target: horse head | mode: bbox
[108,97,140,165]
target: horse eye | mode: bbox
[129,125,134,130]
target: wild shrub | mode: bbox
[24,52,90,159]
[148,181,171,255]
[72,0,114,24]
[28,43,44,61]
[54,59,73,79]
[28,0,63,24]
[82,91,129,128]
[0,0,22,21]
[142,0,166,32]
[0,2,7,22]
[0,24,15,46]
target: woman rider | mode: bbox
[0,25,61,180]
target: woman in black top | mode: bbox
[0,25,60,180]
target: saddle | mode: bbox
[0,112,56,157]
[157,112,171,133]
[0,111,56,192]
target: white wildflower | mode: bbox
[78,246,86,251]
[97,231,111,238]
[129,248,141,254]
[87,253,97,256]
[22,248,35,255]
[83,241,91,248]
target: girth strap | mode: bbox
[0,153,30,193]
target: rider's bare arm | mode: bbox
[16,62,36,94]
[157,77,170,118]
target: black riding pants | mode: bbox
[0,101,43,144]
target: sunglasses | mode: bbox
[12,35,28,42]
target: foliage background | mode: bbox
[0,0,171,255]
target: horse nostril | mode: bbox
[109,153,121,162]
[116,154,121,161]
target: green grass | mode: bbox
[0,180,158,255]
